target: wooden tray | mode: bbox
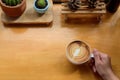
[61,1,106,21]
[1,0,53,25]
[61,2,106,14]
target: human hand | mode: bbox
[91,49,119,80]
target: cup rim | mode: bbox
[66,40,92,65]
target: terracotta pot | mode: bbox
[0,0,26,17]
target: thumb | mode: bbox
[93,66,97,73]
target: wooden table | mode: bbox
[0,3,120,80]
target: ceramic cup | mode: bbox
[66,40,94,65]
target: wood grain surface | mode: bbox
[0,3,120,80]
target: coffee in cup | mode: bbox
[66,40,93,65]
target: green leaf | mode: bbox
[5,0,9,5]
[16,0,21,4]
[12,0,17,6]
[9,0,12,6]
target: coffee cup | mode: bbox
[66,40,94,65]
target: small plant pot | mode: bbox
[0,0,26,17]
[34,0,49,13]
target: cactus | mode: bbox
[2,0,22,6]
[37,0,46,8]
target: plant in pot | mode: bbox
[68,0,80,11]
[34,0,49,13]
[0,0,26,17]
[88,0,97,8]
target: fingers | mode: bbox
[89,59,96,73]
[91,49,101,73]
[98,51,111,62]
[93,66,96,72]
[92,49,111,65]
[93,49,101,63]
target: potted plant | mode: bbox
[68,0,80,11]
[34,0,49,13]
[0,0,26,17]
[88,0,97,8]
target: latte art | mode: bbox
[67,41,90,64]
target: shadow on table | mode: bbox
[2,22,53,34]
[3,22,53,28]
[61,14,101,23]
[64,17,100,24]
[61,12,115,28]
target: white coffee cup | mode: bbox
[66,40,94,65]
